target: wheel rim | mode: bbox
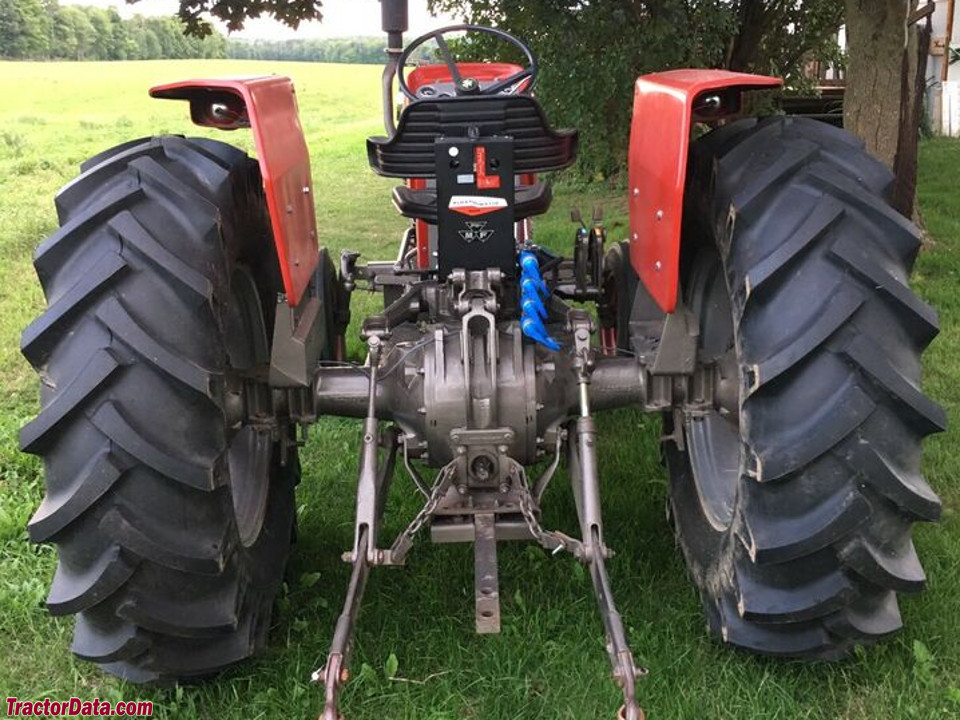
[223,267,273,547]
[684,251,741,532]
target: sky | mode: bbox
[60,0,460,40]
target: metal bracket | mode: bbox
[270,295,323,387]
[651,297,698,376]
[457,273,500,428]
[473,513,501,634]
[360,282,424,340]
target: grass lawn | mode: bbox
[1,59,958,719]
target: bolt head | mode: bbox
[632,187,640,196]
[656,210,664,221]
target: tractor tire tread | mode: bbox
[22,135,297,681]
[667,116,942,658]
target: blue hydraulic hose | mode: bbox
[522,295,547,320]
[519,251,549,296]
[518,250,561,350]
[522,316,561,351]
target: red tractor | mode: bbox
[20,3,944,718]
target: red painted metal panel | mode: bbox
[150,76,319,307]
[407,62,526,92]
[628,69,782,313]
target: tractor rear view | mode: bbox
[20,1,945,718]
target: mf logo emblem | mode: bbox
[458,221,495,244]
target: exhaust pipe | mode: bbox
[380,0,409,135]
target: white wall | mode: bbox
[927,0,960,135]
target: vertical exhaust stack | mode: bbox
[380,0,409,134]
[381,0,409,50]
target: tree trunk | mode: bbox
[727,0,769,72]
[891,6,932,218]
[843,0,911,169]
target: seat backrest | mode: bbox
[367,95,578,178]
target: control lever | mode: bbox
[570,206,586,229]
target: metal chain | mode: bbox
[514,464,583,557]
[386,459,583,564]
[382,462,456,565]
[408,465,452,535]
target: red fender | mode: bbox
[628,69,782,313]
[150,76,318,307]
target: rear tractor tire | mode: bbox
[20,136,299,681]
[657,117,944,658]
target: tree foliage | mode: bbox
[0,0,396,64]
[228,36,386,63]
[430,0,844,177]
[0,0,50,58]
[0,0,228,60]
[151,0,322,37]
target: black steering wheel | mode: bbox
[397,24,538,101]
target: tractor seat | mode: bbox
[367,95,579,178]
[392,181,553,224]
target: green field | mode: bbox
[1,60,959,720]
